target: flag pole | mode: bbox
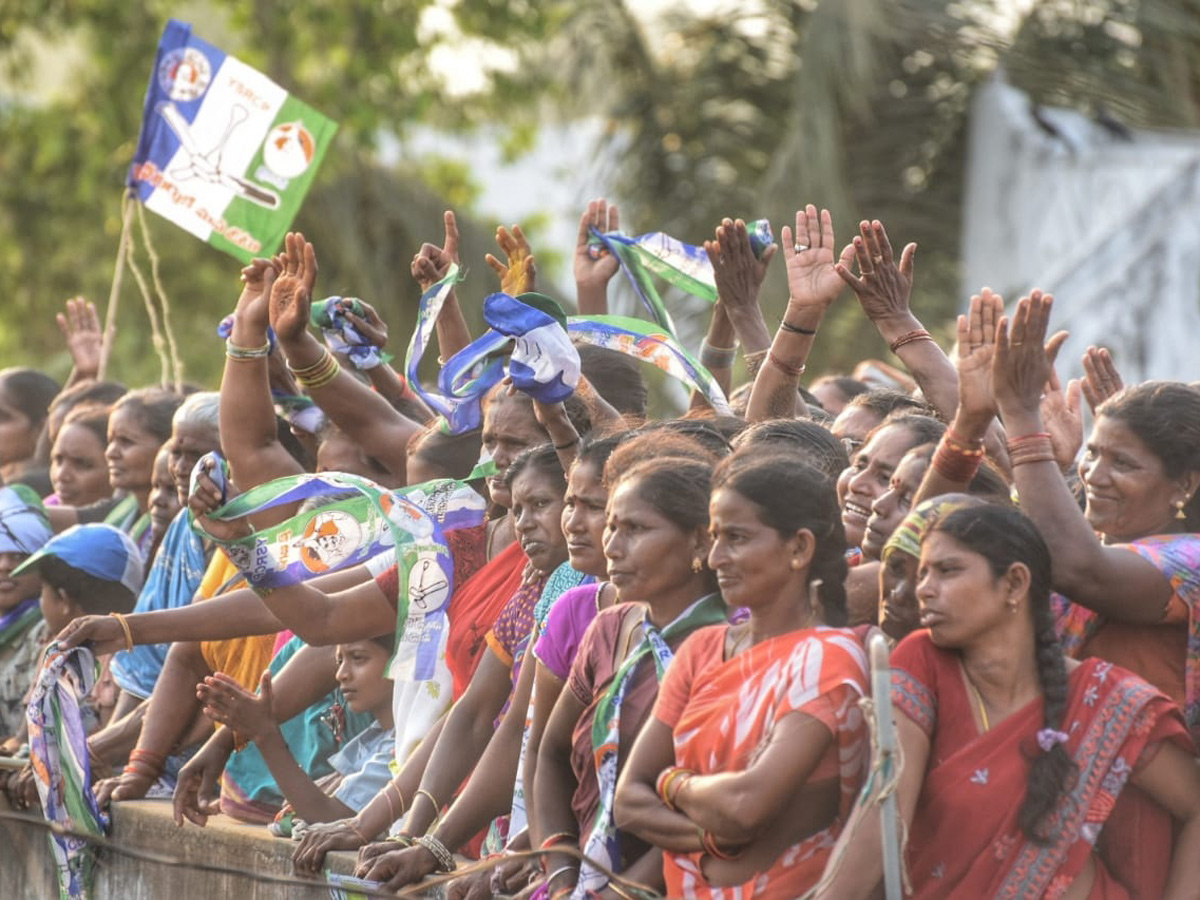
[98,190,135,381]
[869,631,904,900]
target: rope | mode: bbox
[134,201,185,392]
[98,191,136,381]
[122,214,171,389]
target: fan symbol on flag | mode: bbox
[157,101,282,209]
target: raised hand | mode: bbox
[486,225,536,296]
[412,210,461,291]
[56,297,107,380]
[198,671,276,743]
[268,232,319,343]
[835,220,917,325]
[233,258,279,330]
[574,198,621,291]
[705,217,776,316]
[1041,361,1084,471]
[342,300,389,349]
[779,205,854,313]
[954,289,1004,425]
[187,460,251,542]
[992,290,1069,417]
[1080,345,1124,413]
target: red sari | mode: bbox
[891,631,1192,898]
[653,625,870,899]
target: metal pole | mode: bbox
[869,631,903,900]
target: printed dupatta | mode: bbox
[27,643,109,900]
[1054,533,1200,740]
[892,653,1190,898]
[572,593,728,897]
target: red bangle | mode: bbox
[702,829,740,861]
[933,436,984,483]
[889,329,934,353]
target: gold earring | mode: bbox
[692,558,703,573]
[790,559,802,571]
[1176,499,1188,521]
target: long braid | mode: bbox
[931,505,1077,844]
[1019,609,1076,843]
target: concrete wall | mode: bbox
[0,795,361,899]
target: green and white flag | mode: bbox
[129,19,337,261]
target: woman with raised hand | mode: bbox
[941,290,1200,741]
[615,451,869,899]
[531,449,729,899]
[820,504,1200,897]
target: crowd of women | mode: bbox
[1,198,1199,898]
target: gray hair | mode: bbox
[172,391,220,433]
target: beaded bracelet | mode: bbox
[225,338,270,361]
[415,834,457,872]
[742,349,768,377]
[888,329,934,353]
[699,340,737,369]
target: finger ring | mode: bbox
[794,243,809,253]
[872,255,884,264]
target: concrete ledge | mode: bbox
[0,795,364,899]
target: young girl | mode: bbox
[199,633,397,834]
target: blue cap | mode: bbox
[13,523,144,596]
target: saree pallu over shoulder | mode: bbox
[1054,532,1200,740]
[894,640,1191,899]
[664,626,870,899]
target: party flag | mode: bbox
[129,18,337,262]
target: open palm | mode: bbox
[955,289,1003,423]
[268,232,319,342]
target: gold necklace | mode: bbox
[966,675,990,732]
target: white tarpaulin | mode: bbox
[962,78,1200,383]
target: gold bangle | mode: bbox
[109,612,134,652]
[414,788,440,814]
[286,348,333,378]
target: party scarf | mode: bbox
[311,296,389,371]
[27,643,109,900]
[190,462,486,675]
[567,316,732,415]
[0,596,41,651]
[588,221,773,334]
[403,265,493,433]
[575,593,728,896]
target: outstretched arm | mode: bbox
[992,293,1187,621]
[269,231,422,482]
[201,670,354,824]
[221,254,306,503]
[412,211,472,361]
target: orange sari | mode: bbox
[653,625,870,899]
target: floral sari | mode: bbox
[1054,533,1200,741]
[892,631,1192,898]
[654,625,870,899]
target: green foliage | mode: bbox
[3,0,1200,393]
